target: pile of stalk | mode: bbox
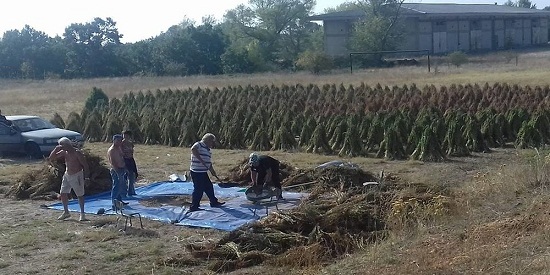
[54,82,550,161]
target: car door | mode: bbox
[0,123,22,153]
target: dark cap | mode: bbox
[113,134,123,141]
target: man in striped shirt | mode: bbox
[189,133,225,212]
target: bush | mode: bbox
[447,51,468,68]
[295,51,333,74]
[84,87,109,111]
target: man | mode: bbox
[122,130,138,196]
[108,134,127,209]
[249,153,283,200]
[48,137,90,221]
[189,133,225,212]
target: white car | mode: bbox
[0,115,84,158]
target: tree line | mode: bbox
[2,0,549,79]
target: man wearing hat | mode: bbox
[108,134,127,209]
[249,153,283,200]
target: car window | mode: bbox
[12,118,55,132]
[31,118,55,130]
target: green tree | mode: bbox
[504,0,537,8]
[0,26,65,79]
[322,1,358,13]
[349,0,406,56]
[187,18,229,75]
[224,0,316,66]
[63,17,123,77]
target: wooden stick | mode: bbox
[282,181,316,190]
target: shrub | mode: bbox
[84,87,109,111]
[447,51,468,68]
[295,51,333,74]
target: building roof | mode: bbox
[308,3,550,21]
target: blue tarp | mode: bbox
[47,181,307,231]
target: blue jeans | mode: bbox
[190,171,219,209]
[110,168,126,208]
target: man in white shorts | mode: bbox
[48,137,90,221]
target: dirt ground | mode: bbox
[0,143,527,274]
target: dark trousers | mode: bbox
[190,171,218,208]
[257,166,281,189]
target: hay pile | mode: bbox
[6,150,111,200]
[188,166,396,272]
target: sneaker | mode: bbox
[189,207,204,212]
[57,212,70,220]
[79,214,89,222]
[210,201,226,207]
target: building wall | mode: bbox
[323,20,352,56]
[321,14,550,56]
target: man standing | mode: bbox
[189,133,225,212]
[108,134,126,209]
[122,130,138,196]
[249,153,283,200]
[48,137,90,221]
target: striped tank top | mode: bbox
[190,141,211,172]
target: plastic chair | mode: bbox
[114,199,143,230]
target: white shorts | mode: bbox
[60,170,85,197]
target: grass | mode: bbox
[2,49,550,274]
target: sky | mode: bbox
[2,0,550,44]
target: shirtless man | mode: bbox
[108,134,127,209]
[48,137,90,221]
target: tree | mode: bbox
[349,0,406,56]
[223,0,316,67]
[504,0,537,9]
[187,18,229,75]
[0,26,65,79]
[323,1,358,13]
[518,0,536,8]
[63,17,123,77]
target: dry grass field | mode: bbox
[2,49,550,274]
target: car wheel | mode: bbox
[25,142,42,159]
